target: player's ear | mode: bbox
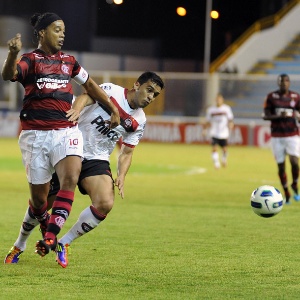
[39,29,45,38]
[133,82,140,90]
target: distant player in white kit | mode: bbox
[204,93,234,169]
[4,71,165,268]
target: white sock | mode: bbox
[222,152,228,164]
[59,206,105,246]
[14,207,39,251]
[212,151,220,168]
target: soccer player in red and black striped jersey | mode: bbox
[1,12,120,258]
[3,72,164,267]
[263,74,300,204]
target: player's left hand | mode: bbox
[114,177,124,199]
[66,109,80,124]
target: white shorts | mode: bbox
[19,126,83,184]
[271,136,300,163]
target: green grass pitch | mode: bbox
[1,138,300,299]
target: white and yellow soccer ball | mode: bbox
[250,185,284,218]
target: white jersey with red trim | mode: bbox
[78,83,146,161]
[206,104,233,139]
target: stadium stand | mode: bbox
[249,33,300,75]
[223,32,300,119]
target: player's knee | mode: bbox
[30,196,47,209]
[94,198,114,215]
[59,174,79,190]
[290,156,299,166]
[31,185,49,208]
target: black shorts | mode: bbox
[211,137,228,147]
[48,159,113,196]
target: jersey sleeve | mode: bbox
[11,54,31,83]
[72,60,89,85]
[122,122,146,148]
[264,94,272,109]
[227,106,234,120]
[296,93,300,110]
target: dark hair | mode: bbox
[278,73,290,81]
[137,72,164,90]
[30,12,62,37]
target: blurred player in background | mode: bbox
[263,73,300,204]
[1,12,120,258]
[4,71,165,268]
[203,93,234,169]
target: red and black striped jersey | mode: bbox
[13,49,88,130]
[264,90,300,137]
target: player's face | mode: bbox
[278,76,290,92]
[132,80,162,108]
[216,95,224,107]
[41,20,65,53]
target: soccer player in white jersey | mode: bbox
[4,71,164,268]
[204,93,234,169]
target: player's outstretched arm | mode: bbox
[115,145,134,199]
[66,93,94,123]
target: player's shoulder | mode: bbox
[100,83,125,101]
[21,50,39,60]
[289,90,300,98]
[206,105,216,112]
[100,82,122,91]
[223,103,231,109]
[267,90,280,98]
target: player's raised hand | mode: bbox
[7,33,22,53]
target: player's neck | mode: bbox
[279,89,289,95]
[127,90,137,109]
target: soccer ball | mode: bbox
[250,185,284,218]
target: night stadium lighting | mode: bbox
[176,7,187,16]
